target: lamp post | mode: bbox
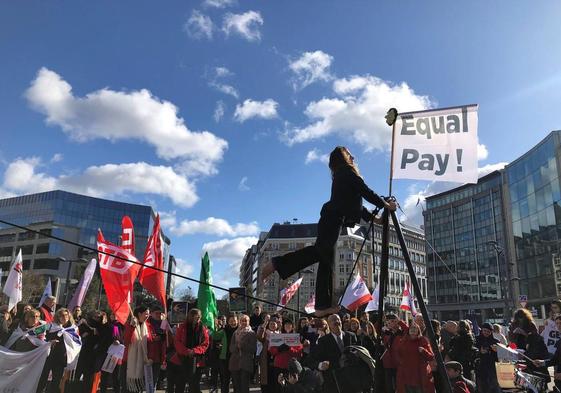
[56,256,90,306]
[487,241,520,320]
[297,268,314,313]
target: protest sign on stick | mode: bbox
[391,104,479,184]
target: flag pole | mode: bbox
[386,108,398,197]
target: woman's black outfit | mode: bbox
[272,166,385,310]
[448,332,477,380]
[220,325,236,393]
[36,323,72,393]
[474,335,500,393]
[74,320,99,392]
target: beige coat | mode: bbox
[228,328,257,373]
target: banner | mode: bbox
[277,277,303,311]
[268,333,301,347]
[197,252,218,332]
[0,344,50,393]
[121,216,136,257]
[97,230,141,324]
[139,215,166,310]
[392,104,479,183]
[68,258,97,311]
[3,249,22,312]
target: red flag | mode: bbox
[400,281,418,315]
[139,215,166,311]
[121,216,135,257]
[341,274,372,312]
[97,230,141,324]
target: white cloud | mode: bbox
[203,0,236,8]
[203,236,257,263]
[234,99,279,122]
[214,101,225,122]
[160,211,259,237]
[215,66,233,78]
[2,158,199,208]
[222,11,263,42]
[289,50,333,90]
[284,75,432,151]
[175,257,195,277]
[304,148,329,165]
[184,10,214,40]
[478,143,489,161]
[400,162,508,227]
[238,176,249,191]
[26,68,227,178]
[50,153,63,163]
[210,82,239,98]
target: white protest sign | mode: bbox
[392,104,479,183]
[268,333,301,347]
[541,319,561,355]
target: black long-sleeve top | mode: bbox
[326,166,386,226]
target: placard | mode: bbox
[268,333,301,347]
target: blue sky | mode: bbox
[2,1,561,296]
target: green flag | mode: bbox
[197,252,218,332]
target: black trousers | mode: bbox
[220,359,232,393]
[36,359,65,393]
[167,362,202,393]
[231,369,251,393]
[273,209,343,310]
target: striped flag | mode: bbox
[341,274,372,312]
[400,281,418,316]
[277,277,303,311]
[304,294,315,314]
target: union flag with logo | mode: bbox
[139,214,166,311]
[97,230,141,324]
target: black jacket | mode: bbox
[326,167,385,226]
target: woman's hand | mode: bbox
[385,200,397,212]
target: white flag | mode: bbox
[392,104,479,183]
[341,274,372,312]
[365,282,379,312]
[304,294,315,314]
[3,249,23,312]
[277,277,303,311]
[68,258,97,310]
[38,277,52,308]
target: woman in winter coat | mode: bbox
[474,323,500,393]
[395,323,435,393]
[229,314,257,393]
[256,315,279,393]
[447,320,477,381]
[359,321,378,359]
[214,313,239,393]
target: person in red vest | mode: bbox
[39,295,56,323]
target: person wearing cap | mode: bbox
[474,323,500,393]
[445,362,475,393]
[40,295,56,323]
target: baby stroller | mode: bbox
[333,345,376,393]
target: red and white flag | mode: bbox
[121,216,135,256]
[277,277,303,311]
[304,294,315,314]
[400,281,417,315]
[365,282,380,312]
[97,230,141,324]
[139,215,166,311]
[341,274,372,312]
[3,249,22,312]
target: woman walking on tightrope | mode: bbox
[262,146,396,317]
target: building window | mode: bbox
[35,243,50,254]
[33,258,59,270]
[0,234,16,243]
[339,264,345,273]
[0,246,13,257]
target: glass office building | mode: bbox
[0,190,168,302]
[424,171,508,321]
[505,131,561,313]
[425,131,561,321]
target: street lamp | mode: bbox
[487,241,520,320]
[297,268,314,313]
[56,256,90,306]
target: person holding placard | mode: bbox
[261,146,395,317]
[269,319,304,389]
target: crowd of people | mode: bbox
[3,297,561,393]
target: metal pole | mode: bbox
[64,259,72,306]
[389,210,453,393]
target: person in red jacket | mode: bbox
[381,313,409,393]
[39,295,56,323]
[395,323,435,393]
[269,319,304,384]
[168,308,209,393]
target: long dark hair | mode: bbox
[329,146,361,179]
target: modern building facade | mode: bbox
[0,190,171,305]
[240,221,427,315]
[424,130,561,321]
